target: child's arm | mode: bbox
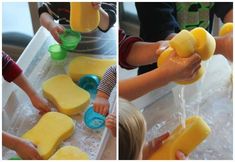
[13,73,50,114]
[3,132,42,160]
[120,52,201,101]
[92,2,116,32]
[2,52,50,114]
[119,29,168,69]
[39,12,65,43]
[94,65,116,115]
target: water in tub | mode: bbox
[2,50,116,160]
[146,56,232,159]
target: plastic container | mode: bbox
[84,106,105,129]
[48,44,67,60]
[60,29,81,50]
[76,75,100,100]
[9,156,22,160]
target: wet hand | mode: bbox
[91,2,101,10]
[105,113,116,137]
[14,138,42,160]
[48,22,65,44]
[159,52,201,82]
[30,94,50,115]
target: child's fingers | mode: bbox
[175,150,186,160]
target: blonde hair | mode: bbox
[119,98,146,160]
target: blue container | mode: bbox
[76,75,100,100]
[84,106,105,129]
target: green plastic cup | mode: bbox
[48,44,67,60]
[60,29,81,50]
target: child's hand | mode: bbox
[30,94,50,115]
[221,33,233,61]
[48,22,65,44]
[159,52,201,82]
[176,150,187,160]
[91,2,101,10]
[93,91,110,115]
[14,138,42,160]
[105,113,116,137]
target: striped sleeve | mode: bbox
[97,65,116,96]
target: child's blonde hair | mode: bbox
[119,98,146,160]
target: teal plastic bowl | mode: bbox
[48,44,67,60]
[60,29,81,50]
[84,106,106,129]
[76,75,100,100]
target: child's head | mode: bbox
[119,98,146,160]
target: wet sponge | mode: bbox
[68,56,115,81]
[49,146,89,160]
[157,27,215,84]
[70,2,100,33]
[42,74,90,115]
[148,116,211,160]
[22,112,75,159]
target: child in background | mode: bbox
[119,98,186,160]
[93,65,116,137]
[2,51,50,159]
[38,2,116,43]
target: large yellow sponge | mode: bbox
[70,2,100,33]
[49,146,89,160]
[68,56,116,81]
[148,116,211,160]
[22,112,75,159]
[42,74,90,115]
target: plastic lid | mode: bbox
[9,156,22,160]
[76,75,100,99]
[48,44,67,60]
[84,106,105,129]
[60,29,81,50]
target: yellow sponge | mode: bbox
[177,67,205,85]
[70,2,100,33]
[169,30,196,58]
[42,74,90,115]
[148,116,211,160]
[22,112,75,159]
[49,146,89,160]
[191,27,216,60]
[157,47,174,66]
[219,22,233,36]
[68,56,116,81]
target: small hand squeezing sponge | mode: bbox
[158,27,216,84]
[148,116,211,160]
[22,112,75,159]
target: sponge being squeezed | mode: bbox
[157,27,215,84]
[148,116,211,160]
[42,74,90,115]
[49,146,89,160]
[22,112,75,159]
[68,56,116,81]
